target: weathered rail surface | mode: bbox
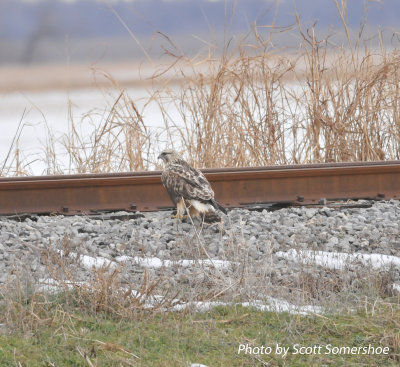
[0,161,399,215]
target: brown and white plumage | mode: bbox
[158,149,227,223]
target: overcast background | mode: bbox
[1,0,399,176]
[1,0,399,66]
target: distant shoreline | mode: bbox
[0,61,180,93]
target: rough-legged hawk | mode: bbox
[158,149,227,223]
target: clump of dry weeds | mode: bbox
[156,13,400,167]
[0,227,398,336]
[2,2,400,176]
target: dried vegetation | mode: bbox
[2,2,400,175]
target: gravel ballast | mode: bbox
[1,199,399,305]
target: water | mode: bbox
[0,79,321,175]
[0,86,175,175]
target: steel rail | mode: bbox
[0,161,399,215]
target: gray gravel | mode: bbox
[1,199,400,303]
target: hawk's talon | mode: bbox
[171,214,187,220]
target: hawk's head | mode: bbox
[158,149,182,165]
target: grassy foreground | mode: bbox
[1,304,399,367]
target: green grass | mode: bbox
[0,304,399,366]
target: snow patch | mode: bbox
[168,297,322,315]
[115,255,234,269]
[276,249,400,270]
[37,278,85,293]
[241,297,324,315]
[393,283,400,293]
[80,254,115,269]
[35,278,322,315]
[57,250,116,270]
[57,250,233,271]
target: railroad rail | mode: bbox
[0,161,399,216]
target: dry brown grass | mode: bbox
[2,1,400,176]
[156,22,400,167]
[0,227,398,335]
[61,89,151,174]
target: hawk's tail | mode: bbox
[210,198,227,215]
[203,210,221,223]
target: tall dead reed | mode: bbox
[2,2,400,175]
[155,17,400,168]
[59,73,152,174]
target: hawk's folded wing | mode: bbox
[161,162,214,204]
